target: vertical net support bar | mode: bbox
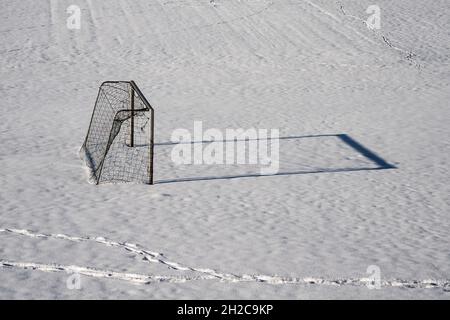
[130,85,135,148]
[131,80,154,185]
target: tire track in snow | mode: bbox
[1,228,449,290]
[48,0,60,46]
[152,0,275,39]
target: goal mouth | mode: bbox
[80,81,155,185]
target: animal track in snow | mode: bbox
[335,1,421,69]
[1,227,449,290]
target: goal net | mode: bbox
[80,81,154,184]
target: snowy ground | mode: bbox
[0,0,449,299]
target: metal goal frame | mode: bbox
[81,81,155,185]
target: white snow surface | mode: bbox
[0,0,449,299]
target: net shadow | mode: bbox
[154,134,396,184]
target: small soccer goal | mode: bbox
[80,81,154,185]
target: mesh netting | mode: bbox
[80,81,154,184]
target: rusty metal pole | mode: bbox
[149,108,154,185]
[130,84,135,147]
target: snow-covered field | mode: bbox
[1,0,449,299]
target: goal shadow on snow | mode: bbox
[154,134,396,184]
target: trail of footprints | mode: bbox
[0,228,449,290]
[335,1,421,68]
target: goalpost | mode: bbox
[80,81,155,185]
